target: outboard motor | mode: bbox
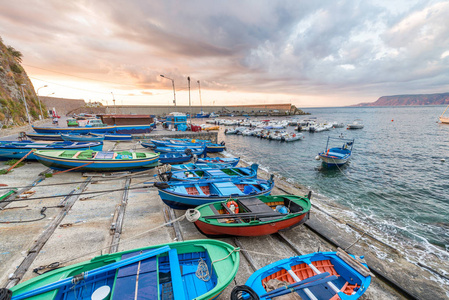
[184,148,193,156]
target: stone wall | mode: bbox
[39,96,86,116]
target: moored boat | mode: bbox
[166,164,258,181]
[159,152,193,164]
[190,194,311,237]
[154,145,206,156]
[26,133,64,141]
[32,124,152,134]
[91,133,133,141]
[8,239,239,300]
[347,119,364,129]
[195,156,240,166]
[236,249,372,300]
[0,141,103,160]
[439,104,449,124]
[317,137,354,167]
[153,177,275,210]
[170,162,235,171]
[34,149,159,171]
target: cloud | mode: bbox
[1,0,448,106]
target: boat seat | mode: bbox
[112,250,159,300]
[237,198,282,222]
[168,249,187,300]
[72,151,82,158]
[221,202,242,223]
[211,182,244,195]
[95,151,114,159]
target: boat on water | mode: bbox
[166,164,258,181]
[317,137,355,167]
[153,177,275,210]
[0,141,103,160]
[347,119,364,129]
[190,194,311,237]
[7,239,239,300]
[159,152,193,164]
[237,249,372,300]
[439,104,449,124]
[196,156,240,166]
[170,162,235,171]
[34,149,159,171]
[61,134,105,142]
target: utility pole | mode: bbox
[20,84,31,125]
[188,76,191,123]
[197,80,202,114]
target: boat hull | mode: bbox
[440,116,449,124]
[318,155,349,166]
[61,134,105,142]
[159,153,192,164]
[32,124,152,134]
[10,239,239,300]
[26,133,63,141]
[196,157,240,166]
[195,212,309,237]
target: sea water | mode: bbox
[216,105,449,268]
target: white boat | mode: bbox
[439,104,449,124]
[347,119,364,129]
[332,122,345,128]
[284,132,304,142]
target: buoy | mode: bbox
[441,158,446,162]
[391,119,394,122]
[315,155,320,160]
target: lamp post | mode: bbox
[36,85,47,119]
[188,76,191,123]
[160,75,176,106]
[111,92,117,114]
[20,84,32,125]
[197,80,202,114]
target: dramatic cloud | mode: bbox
[1,0,448,106]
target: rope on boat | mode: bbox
[196,247,241,282]
[185,209,201,222]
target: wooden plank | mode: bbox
[109,178,131,253]
[5,177,92,289]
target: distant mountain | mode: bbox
[354,93,449,106]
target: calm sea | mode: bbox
[216,106,449,262]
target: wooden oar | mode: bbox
[203,212,287,220]
[12,245,170,300]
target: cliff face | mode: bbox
[355,93,449,106]
[0,37,45,127]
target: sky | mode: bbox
[1,0,449,107]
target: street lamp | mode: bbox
[111,92,117,114]
[188,76,191,123]
[160,74,176,106]
[197,80,202,114]
[36,85,48,119]
[20,84,32,125]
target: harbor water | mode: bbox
[217,105,449,268]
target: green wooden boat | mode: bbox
[7,239,240,300]
[34,149,160,172]
[191,194,311,237]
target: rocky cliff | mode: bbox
[0,36,45,127]
[355,93,449,106]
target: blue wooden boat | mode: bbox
[171,138,211,143]
[152,140,226,153]
[167,164,258,181]
[196,156,240,166]
[153,177,274,209]
[170,162,235,171]
[26,133,63,141]
[91,133,133,141]
[159,152,192,164]
[317,137,355,167]
[237,249,372,300]
[34,150,159,172]
[8,239,240,300]
[140,141,156,149]
[0,141,103,160]
[61,134,105,142]
[32,124,152,134]
[154,145,206,156]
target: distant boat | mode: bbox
[34,150,159,171]
[0,141,103,160]
[347,119,364,129]
[439,104,449,124]
[239,249,372,300]
[61,134,105,142]
[9,239,239,300]
[191,194,311,237]
[153,177,275,209]
[317,137,355,167]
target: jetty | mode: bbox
[0,126,448,299]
